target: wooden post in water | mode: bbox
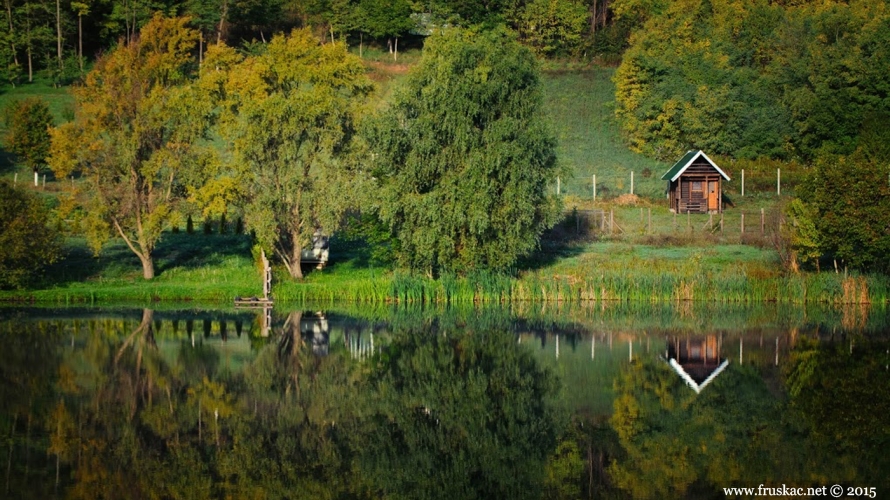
[262,250,272,301]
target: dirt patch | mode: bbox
[366,61,411,75]
[612,194,641,206]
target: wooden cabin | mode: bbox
[662,150,730,213]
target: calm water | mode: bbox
[1,303,888,499]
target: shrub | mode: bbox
[0,181,63,288]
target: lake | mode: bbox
[1,302,888,499]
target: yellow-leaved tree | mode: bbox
[48,15,214,279]
[213,29,373,279]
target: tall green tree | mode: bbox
[215,29,373,279]
[351,323,560,499]
[799,140,890,273]
[48,15,209,279]
[3,96,52,185]
[368,27,561,275]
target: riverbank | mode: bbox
[3,234,887,306]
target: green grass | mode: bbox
[542,69,668,200]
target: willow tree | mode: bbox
[49,15,210,279]
[217,29,372,279]
[368,27,561,275]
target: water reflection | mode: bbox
[0,303,888,499]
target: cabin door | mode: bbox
[707,181,718,211]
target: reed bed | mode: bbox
[275,267,890,306]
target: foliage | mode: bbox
[3,96,53,175]
[513,0,589,56]
[48,15,207,280]
[212,28,373,279]
[776,198,821,272]
[0,180,62,288]
[613,0,890,162]
[785,337,890,486]
[609,358,801,499]
[799,135,890,273]
[369,27,562,275]
[352,322,561,499]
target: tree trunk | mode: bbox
[288,236,304,279]
[55,0,62,70]
[140,255,155,280]
[217,0,228,44]
[5,0,16,66]
[78,14,83,72]
[25,16,32,83]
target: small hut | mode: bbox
[662,150,730,213]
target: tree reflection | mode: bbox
[608,336,890,499]
[351,324,561,499]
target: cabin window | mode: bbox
[692,181,702,192]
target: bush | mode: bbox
[0,181,63,289]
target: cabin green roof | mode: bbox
[661,150,731,182]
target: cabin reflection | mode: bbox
[667,334,729,394]
[301,312,329,356]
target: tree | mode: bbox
[513,0,589,56]
[0,180,62,288]
[215,29,373,279]
[351,323,560,499]
[48,15,208,279]
[3,97,53,186]
[368,27,561,275]
[800,144,890,273]
[356,0,413,60]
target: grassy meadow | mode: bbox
[1,65,879,305]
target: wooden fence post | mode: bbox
[741,169,745,197]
